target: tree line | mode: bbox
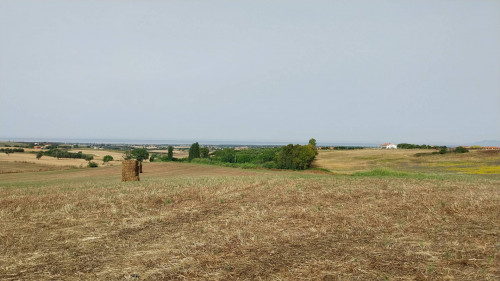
[397,143,446,150]
[1,148,25,155]
[163,138,319,170]
[43,149,94,161]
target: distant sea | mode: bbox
[0,137,381,147]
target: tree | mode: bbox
[131,148,149,162]
[308,138,317,147]
[103,155,113,163]
[200,147,209,158]
[308,138,318,155]
[123,150,133,160]
[167,146,174,160]
[189,142,200,160]
[36,151,43,160]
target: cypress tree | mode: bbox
[167,146,174,160]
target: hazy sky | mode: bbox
[1,0,499,144]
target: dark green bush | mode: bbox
[103,155,113,163]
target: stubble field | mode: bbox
[1,151,499,280]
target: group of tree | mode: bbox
[188,143,210,160]
[397,143,443,149]
[1,148,25,155]
[275,139,318,170]
[43,149,94,161]
[211,147,279,165]
[329,146,363,150]
[183,138,318,170]
[153,146,175,162]
[434,146,469,154]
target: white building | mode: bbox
[380,143,397,149]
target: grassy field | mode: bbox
[1,152,499,280]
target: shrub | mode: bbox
[190,158,212,165]
[263,161,277,169]
[439,147,448,154]
[454,146,469,153]
[240,163,257,169]
[36,151,43,160]
[200,147,210,158]
[103,155,113,163]
[87,161,98,168]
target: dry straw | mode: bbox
[122,160,139,181]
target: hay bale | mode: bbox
[122,160,139,181]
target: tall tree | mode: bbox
[167,146,174,160]
[189,142,200,160]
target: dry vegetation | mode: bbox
[1,161,499,280]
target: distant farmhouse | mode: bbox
[380,143,397,149]
[484,146,500,151]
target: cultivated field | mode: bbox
[0,149,125,174]
[313,149,500,175]
[1,152,499,280]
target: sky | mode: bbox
[1,0,499,145]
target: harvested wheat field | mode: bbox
[1,161,499,280]
[0,152,89,169]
